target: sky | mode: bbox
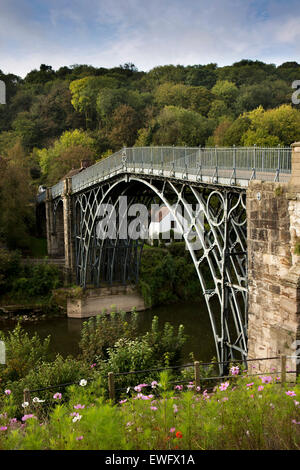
[1,0,300,78]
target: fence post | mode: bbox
[280,354,287,386]
[23,388,31,405]
[108,372,115,401]
[194,361,200,390]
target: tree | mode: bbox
[153,106,213,146]
[108,104,141,149]
[38,129,97,184]
[241,105,300,146]
[0,142,34,249]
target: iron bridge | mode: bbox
[50,146,292,371]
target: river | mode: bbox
[0,299,217,363]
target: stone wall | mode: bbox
[247,144,300,373]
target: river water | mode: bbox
[0,299,217,363]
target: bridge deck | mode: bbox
[50,146,292,198]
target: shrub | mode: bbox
[0,248,21,295]
[0,323,51,384]
[79,310,139,363]
[12,263,61,297]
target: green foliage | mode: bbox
[12,263,61,297]
[0,375,299,450]
[0,248,21,295]
[139,243,203,307]
[0,323,51,383]
[79,310,139,363]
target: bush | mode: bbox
[8,355,94,417]
[79,310,139,363]
[0,248,21,295]
[12,263,61,297]
[0,323,51,384]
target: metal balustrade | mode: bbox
[50,146,292,198]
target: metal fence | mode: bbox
[49,146,292,198]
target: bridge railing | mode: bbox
[50,146,292,198]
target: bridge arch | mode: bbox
[74,175,248,369]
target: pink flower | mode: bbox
[174,385,183,391]
[151,381,158,388]
[74,404,85,409]
[286,390,296,397]
[90,363,96,368]
[119,399,127,404]
[230,366,239,376]
[187,384,194,389]
[219,382,229,392]
[150,406,158,411]
[170,427,176,433]
[53,392,62,400]
[292,419,300,425]
[258,385,264,392]
[261,376,272,384]
[76,436,84,441]
[22,414,35,422]
[4,389,11,395]
[246,382,254,388]
[9,418,17,424]
[0,426,7,431]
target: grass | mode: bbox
[0,370,299,450]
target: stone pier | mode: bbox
[247,142,300,374]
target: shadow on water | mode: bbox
[0,298,218,363]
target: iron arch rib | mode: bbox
[74,175,248,373]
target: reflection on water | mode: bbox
[0,299,217,363]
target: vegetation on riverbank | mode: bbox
[0,368,299,450]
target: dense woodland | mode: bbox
[1,59,300,249]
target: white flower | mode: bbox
[79,379,87,387]
[22,402,29,408]
[33,397,45,403]
[72,414,82,423]
[126,387,130,394]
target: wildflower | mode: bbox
[176,431,183,439]
[150,406,158,411]
[74,404,85,409]
[79,379,87,387]
[76,436,84,441]
[9,418,17,424]
[0,426,7,431]
[258,385,264,392]
[170,427,175,433]
[33,397,45,403]
[4,389,11,395]
[222,397,229,402]
[261,376,272,384]
[126,421,133,427]
[22,414,35,422]
[292,419,300,425]
[246,382,254,388]
[119,399,127,405]
[286,390,296,397]
[230,366,239,376]
[90,363,96,368]
[151,381,158,388]
[173,404,178,414]
[53,392,62,400]
[22,402,29,408]
[270,403,275,409]
[219,381,229,392]
[72,414,82,423]
[187,384,194,390]
[126,387,130,394]
[294,400,299,407]
[174,385,183,391]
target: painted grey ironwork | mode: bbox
[49,145,291,373]
[50,146,291,199]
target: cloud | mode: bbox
[0,0,300,78]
